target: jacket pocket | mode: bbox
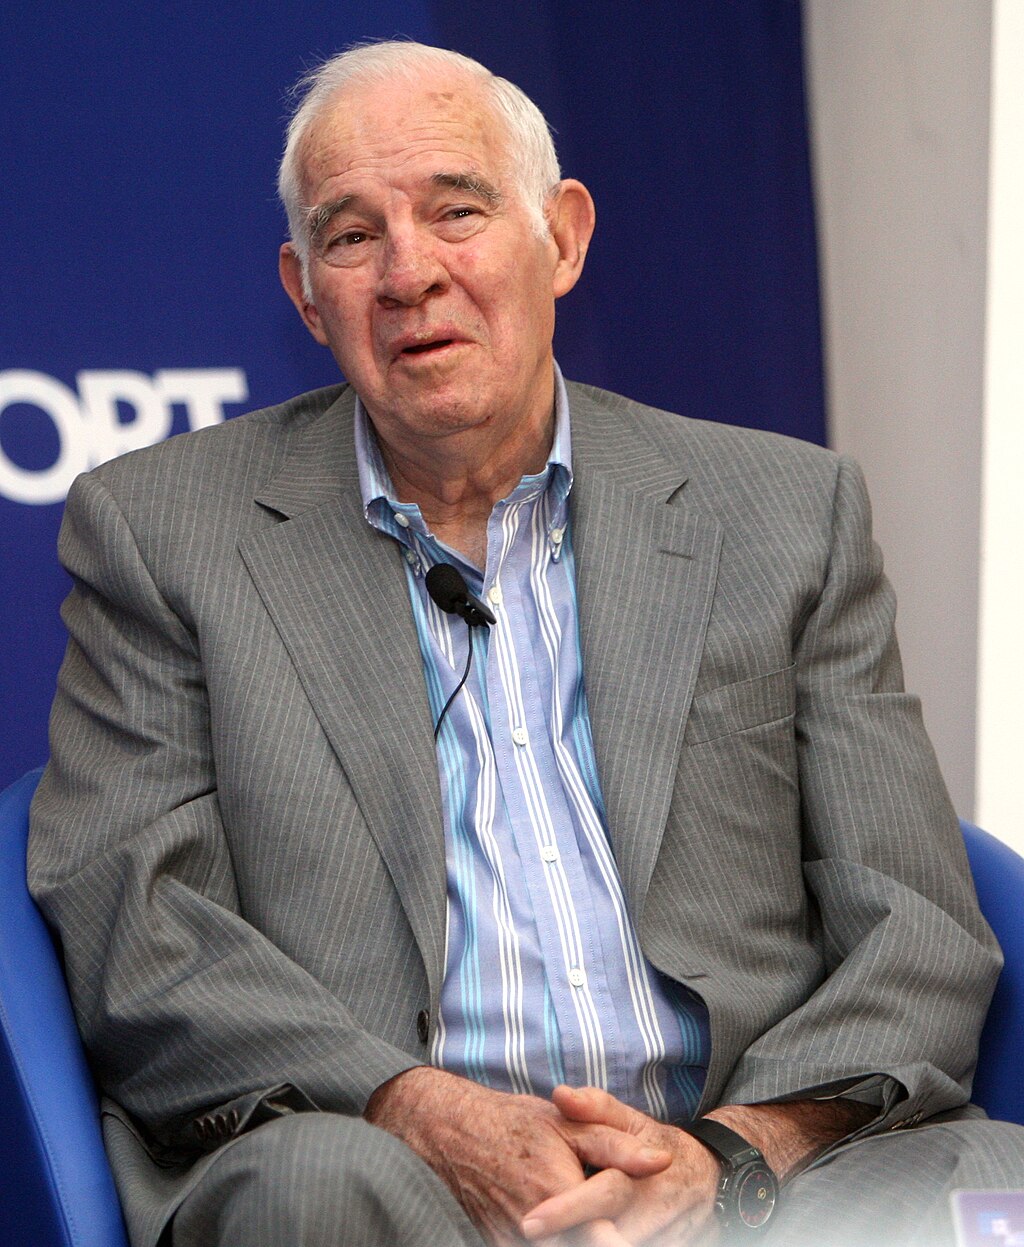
[684,665,796,745]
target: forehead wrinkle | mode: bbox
[299,74,508,191]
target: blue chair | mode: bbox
[0,768,130,1247]
[1,770,1022,1247]
[961,818,1024,1126]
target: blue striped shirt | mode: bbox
[354,370,709,1122]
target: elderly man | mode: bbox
[29,40,1024,1247]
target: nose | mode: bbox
[376,226,449,308]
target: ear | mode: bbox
[546,180,596,300]
[279,244,330,346]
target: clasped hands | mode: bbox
[365,1067,721,1246]
[521,1084,722,1247]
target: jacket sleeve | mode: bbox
[28,470,422,1158]
[717,455,1002,1131]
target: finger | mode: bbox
[538,1223,633,1247]
[553,1085,639,1132]
[522,1168,633,1239]
[614,1178,718,1247]
[574,1124,671,1176]
[581,1218,635,1247]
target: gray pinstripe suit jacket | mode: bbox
[28,381,1000,1245]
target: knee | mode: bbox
[231,1112,418,1220]
[176,1111,456,1247]
[943,1117,1024,1187]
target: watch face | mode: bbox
[734,1163,778,1229]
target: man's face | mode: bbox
[280,70,591,460]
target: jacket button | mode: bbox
[416,1009,430,1044]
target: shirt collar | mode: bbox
[354,363,573,527]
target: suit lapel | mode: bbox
[239,389,447,997]
[234,382,721,985]
[570,388,723,925]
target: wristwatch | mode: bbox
[682,1117,779,1233]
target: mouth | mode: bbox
[390,331,468,364]
[400,338,456,356]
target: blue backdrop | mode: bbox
[0,1,824,787]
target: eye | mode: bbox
[316,226,376,265]
[436,205,487,239]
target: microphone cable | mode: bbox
[424,563,496,741]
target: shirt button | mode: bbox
[395,513,410,528]
[550,527,564,544]
[512,727,528,746]
[541,845,558,863]
[487,585,503,606]
[568,968,586,988]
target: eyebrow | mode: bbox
[305,196,354,243]
[430,171,504,205]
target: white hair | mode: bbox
[277,41,562,291]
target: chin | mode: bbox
[393,391,493,435]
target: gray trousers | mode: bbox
[169,1110,1024,1247]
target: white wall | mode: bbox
[803,1,992,826]
[976,0,1024,842]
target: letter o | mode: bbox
[0,371,89,505]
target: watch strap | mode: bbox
[682,1117,768,1170]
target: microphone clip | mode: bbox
[453,595,496,628]
[425,563,496,628]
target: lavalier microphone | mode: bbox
[424,562,495,741]
[425,563,497,628]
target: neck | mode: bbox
[375,401,556,568]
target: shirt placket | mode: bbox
[483,489,621,1091]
